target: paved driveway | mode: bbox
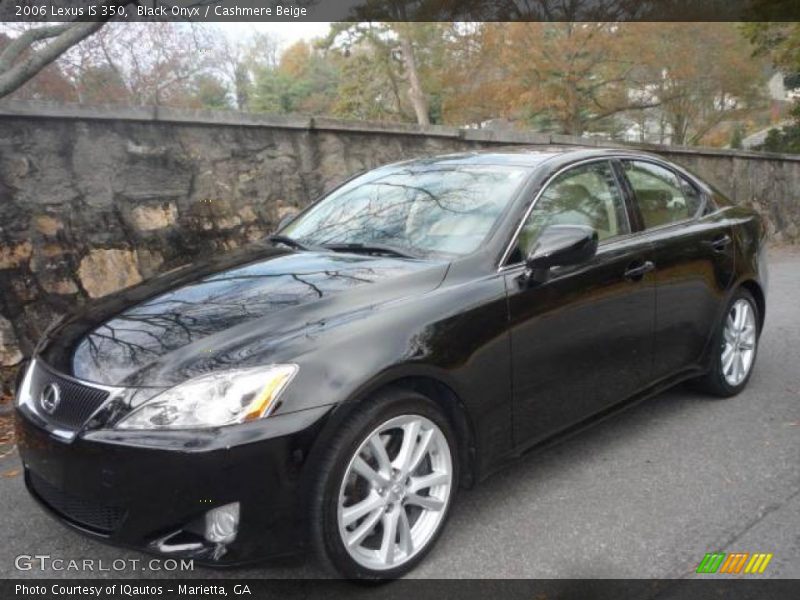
[1,250,798,579]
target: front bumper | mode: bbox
[15,402,331,565]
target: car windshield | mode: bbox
[282,164,530,258]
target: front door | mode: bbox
[504,160,657,447]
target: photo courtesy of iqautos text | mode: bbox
[0,1,798,598]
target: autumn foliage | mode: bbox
[0,22,773,147]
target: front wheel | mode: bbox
[695,288,760,397]
[310,390,458,579]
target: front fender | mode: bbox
[274,272,514,481]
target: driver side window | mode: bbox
[514,161,629,260]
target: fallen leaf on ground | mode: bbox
[1,469,20,478]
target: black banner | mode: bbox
[4,579,800,600]
[2,0,800,23]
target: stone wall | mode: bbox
[1,102,799,368]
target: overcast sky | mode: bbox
[219,22,333,48]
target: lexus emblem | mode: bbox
[40,383,61,415]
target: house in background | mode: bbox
[767,72,800,121]
[739,72,798,149]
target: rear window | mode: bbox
[623,161,703,229]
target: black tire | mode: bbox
[694,288,760,397]
[310,388,458,580]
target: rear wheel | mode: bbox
[695,288,760,397]
[310,390,457,579]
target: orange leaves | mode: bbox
[437,22,767,141]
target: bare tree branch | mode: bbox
[0,22,106,98]
[0,1,139,99]
[0,24,72,73]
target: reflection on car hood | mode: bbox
[37,245,447,386]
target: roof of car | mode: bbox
[396,146,660,169]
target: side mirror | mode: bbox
[276,210,300,232]
[524,225,598,283]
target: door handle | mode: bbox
[624,260,656,281]
[707,234,732,252]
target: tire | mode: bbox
[694,288,760,397]
[310,388,458,580]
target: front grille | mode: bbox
[28,472,126,534]
[29,362,110,430]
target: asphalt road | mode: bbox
[1,250,798,580]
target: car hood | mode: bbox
[37,244,448,387]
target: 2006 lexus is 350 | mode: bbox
[15,148,767,579]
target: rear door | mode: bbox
[504,160,656,447]
[619,159,735,380]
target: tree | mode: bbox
[730,124,745,149]
[434,23,496,126]
[323,22,437,125]
[636,23,766,145]
[249,39,338,115]
[744,22,800,153]
[0,6,228,109]
[762,125,800,153]
[0,22,105,99]
[54,22,219,108]
[250,68,296,113]
[76,64,129,105]
[212,30,281,111]
[0,1,137,99]
[0,16,773,146]
[192,74,230,110]
[332,46,404,121]
[742,22,800,75]
[278,41,339,114]
[438,22,766,141]
[395,23,430,125]
[442,23,663,135]
[0,32,76,102]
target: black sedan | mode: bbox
[14,148,767,579]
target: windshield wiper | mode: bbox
[268,235,418,259]
[323,242,418,259]
[266,234,326,252]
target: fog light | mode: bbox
[204,502,240,544]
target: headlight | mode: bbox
[15,360,35,408]
[115,364,298,430]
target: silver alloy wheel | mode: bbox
[337,414,453,571]
[721,298,757,387]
